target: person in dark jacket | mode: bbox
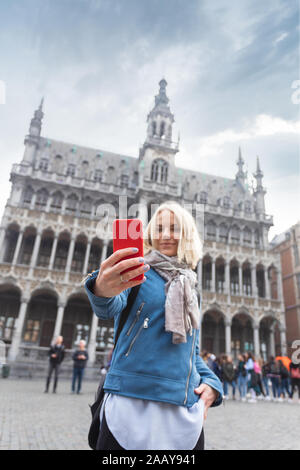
[290,361,300,402]
[278,359,292,400]
[44,335,65,393]
[72,340,89,394]
[222,355,237,400]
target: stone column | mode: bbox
[82,239,92,274]
[238,264,243,296]
[8,295,29,362]
[279,326,287,356]
[64,236,76,283]
[52,301,66,341]
[253,323,260,358]
[269,325,276,357]
[225,318,232,355]
[29,193,37,210]
[211,259,216,293]
[87,312,99,365]
[251,264,257,297]
[12,229,24,266]
[48,234,59,271]
[28,229,43,276]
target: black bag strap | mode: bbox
[114,284,141,347]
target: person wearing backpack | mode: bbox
[290,361,300,403]
[278,359,292,401]
[222,355,237,400]
[267,356,281,401]
[84,201,223,451]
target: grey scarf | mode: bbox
[143,249,201,344]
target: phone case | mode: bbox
[112,219,144,282]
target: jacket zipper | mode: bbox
[125,317,149,357]
[126,302,145,337]
[183,329,196,405]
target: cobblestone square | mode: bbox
[0,378,299,450]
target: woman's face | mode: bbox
[153,210,180,257]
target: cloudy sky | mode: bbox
[0,0,299,240]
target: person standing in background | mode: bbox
[44,336,65,394]
[72,340,89,394]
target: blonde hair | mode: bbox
[143,200,203,269]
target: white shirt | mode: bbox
[100,392,204,450]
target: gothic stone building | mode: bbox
[0,79,287,377]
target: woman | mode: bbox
[84,201,223,450]
[222,355,236,400]
[267,356,281,401]
[237,354,247,402]
[245,352,258,403]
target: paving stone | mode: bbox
[0,378,299,450]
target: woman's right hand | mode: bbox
[93,247,149,298]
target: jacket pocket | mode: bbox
[125,317,150,357]
[126,302,145,337]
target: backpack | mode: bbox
[88,284,142,450]
[291,366,300,379]
[270,361,279,375]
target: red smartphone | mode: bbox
[112,219,144,282]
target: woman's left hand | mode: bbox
[194,384,218,420]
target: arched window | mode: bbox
[35,188,48,208]
[231,225,240,243]
[223,197,231,209]
[23,186,34,205]
[160,121,165,137]
[219,223,228,241]
[151,159,168,184]
[80,197,92,215]
[39,158,49,171]
[66,194,78,213]
[67,164,76,177]
[94,170,103,182]
[243,227,252,244]
[51,191,63,210]
[245,200,252,213]
[206,221,216,239]
[152,121,157,136]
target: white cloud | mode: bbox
[181,114,300,159]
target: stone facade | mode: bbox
[0,80,287,377]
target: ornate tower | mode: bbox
[22,98,44,165]
[139,79,179,185]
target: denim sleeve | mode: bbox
[84,270,132,320]
[195,330,224,407]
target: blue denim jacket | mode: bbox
[85,267,223,408]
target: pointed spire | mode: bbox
[254,156,264,192]
[39,97,44,112]
[29,98,44,136]
[236,146,246,183]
